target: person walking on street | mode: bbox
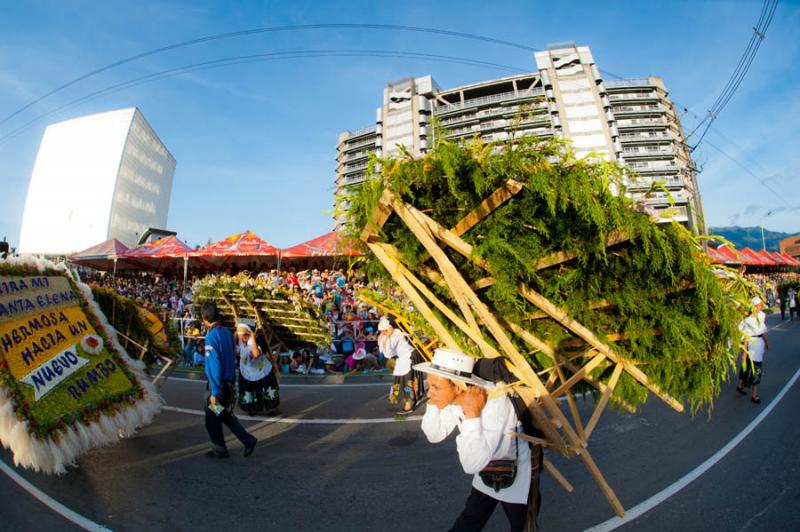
[736,297,769,404]
[201,302,258,458]
[235,320,280,416]
[788,287,798,320]
[378,316,424,415]
[417,349,539,531]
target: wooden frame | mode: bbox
[360,180,687,517]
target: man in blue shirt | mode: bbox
[202,302,257,459]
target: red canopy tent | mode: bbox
[189,230,280,269]
[711,245,741,265]
[738,247,764,266]
[120,235,193,272]
[780,252,800,267]
[281,231,362,259]
[768,251,790,266]
[68,239,131,272]
[705,246,721,263]
[755,249,778,266]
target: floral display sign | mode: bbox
[0,258,161,474]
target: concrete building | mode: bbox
[779,235,800,260]
[335,43,704,232]
[18,108,176,255]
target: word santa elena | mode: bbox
[0,276,78,319]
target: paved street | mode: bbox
[2,314,798,531]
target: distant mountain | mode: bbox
[709,226,797,252]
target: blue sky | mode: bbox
[1,0,798,250]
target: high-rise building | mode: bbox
[18,107,176,255]
[335,44,704,233]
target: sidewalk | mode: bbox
[148,367,395,385]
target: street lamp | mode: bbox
[761,210,776,251]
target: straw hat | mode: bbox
[377,316,392,331]
[751,296,763,306]
[413,348,490,388]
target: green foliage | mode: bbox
[91,287,179,362]
[340,136,752,414]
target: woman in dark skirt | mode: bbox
[235,321,280,415]
[377,316,424,415]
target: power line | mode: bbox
[0,49,530,146]
[0,24,540,128]
[689,0,778,150]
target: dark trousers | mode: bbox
[449,488,527,532]
[204,388,256,452]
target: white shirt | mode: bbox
[237,341,272,381]
[421,395,531,504]
[739,311,767,362]
[378,330,415,376]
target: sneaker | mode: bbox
[244,439,257,458]
[206,449,230,459]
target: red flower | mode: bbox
[86,337,100,348]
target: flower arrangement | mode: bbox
[0,258,161,474]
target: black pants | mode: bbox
[204,383,256,452]
[449,488,527,532]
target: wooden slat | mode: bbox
[525,280,694,320]
[534,229,629,271]
[518,283,683,413]
[386,245,501,358]
[549,352,607,399]
[584,363,624,438]
[451,179,525,236]
[359,188,395,243]
[367,242,462,351]
[543,457,574,493]
[559,328,663,349]
[393,197,483,335]
[470,277,495,291]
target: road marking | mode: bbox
[162,376,392,387]
[586,365,800,532]
[0,459,111,532]
[162,405,423,424]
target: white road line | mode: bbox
[586,365,800,532]
[161,405,423,424]
[0,460,111,532]
[163,376,392,387]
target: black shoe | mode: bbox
[751,396,762,404]
[736,386,746,395]
[244,439,257,458]
[206,449,230,459]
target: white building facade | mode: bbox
[335,44,704,233]
[18,108,176,255]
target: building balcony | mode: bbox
[622,147,675,158]
[341,137,378,151]
[434,87,545,115]
[612,104,664,115]
[605,79,656,89]
[608,92,659,102]
[619,132,672,143]
[625,175,685,190]
[616,118,669,128]
[626,160,681,173]
[346,125,377,139]
[343,162,369,174]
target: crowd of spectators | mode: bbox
[80,267,408,375]
[745,271,800,306]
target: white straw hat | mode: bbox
[236,318,256,333]
[377,317,392,331]
[750,296,763,306]
[413,348,490,388]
